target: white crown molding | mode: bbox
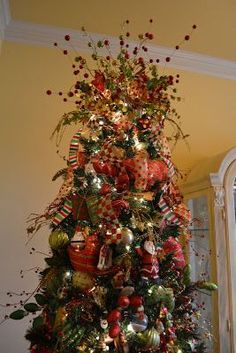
[0,0,11,39]
[1,0,236,80]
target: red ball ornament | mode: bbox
[107,309,121,323]
[129,295,143,307]
[109,323,121,338]
[118,295,130,308]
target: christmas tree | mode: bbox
[9,22,216,353]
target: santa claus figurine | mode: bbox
[135,239,159,282]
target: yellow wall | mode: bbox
[0,40,236,351]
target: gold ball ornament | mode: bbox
[49,230,69,250]
[140,327,160,349]
[72,271,95,291]
[121,228,134,245]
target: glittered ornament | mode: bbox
[48,230,69,250]
[72,271,95,291]
[140,327,160,349]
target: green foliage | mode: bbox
[9,309,27,320]
[24,303,40,313]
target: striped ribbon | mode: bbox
[52,199,73,226]
[69,130,81,170]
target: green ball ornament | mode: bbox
[121,227,134,245]
[140,327,160,349]
[49,230,69,250]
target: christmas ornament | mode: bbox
[100,318,109,329]
[109,323,121,338]
[68,234,100,273]
[140,327,160,349]
[70,227,86,249]
[72,271,95,290]
[97,244,113,271]
[120,286,135,297]
[135,240,159,281]
[48,230,69,250]
[107,309,121,323]
[129,295,143,307]
[163,237,186,269]
[130,306,148,332]
[117,295,130,308]
[121,228,134,245]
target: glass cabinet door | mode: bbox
[188,196,214,352]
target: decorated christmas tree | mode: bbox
[8,22,217,353]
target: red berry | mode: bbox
[184,35,190,41]
[156,59,160,63]
[149,19,153,23]
[165,57,171,62]
[63,50,68,55]
[176,74,180,78]
[175,45,179,50]
[126,20,129,24]
[145,32,149,38]
[84,73,89,78]
[106,56,110,60]
[176,79,179,83]
[58,91,63,96]
[64,34,70,41]
[126,44,129,48]
[79,65,84,69]
[68,91,74,97]
[192,24,197,29]
[46,90,52,95]
[120,40,124,46]
[53,42,58,47]
[148,33,154,40]
[125,53,129,59]
[126,32,130,37]
[104,39,109,46]
[149,59,153,63]
[118,296,130,308]
[63,98,67,102]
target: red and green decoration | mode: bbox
[9,20,217,353]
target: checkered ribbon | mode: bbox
[69,130,81,170]
[97,196,122,244]
[98,141,122,166]
[52,198,73,226]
